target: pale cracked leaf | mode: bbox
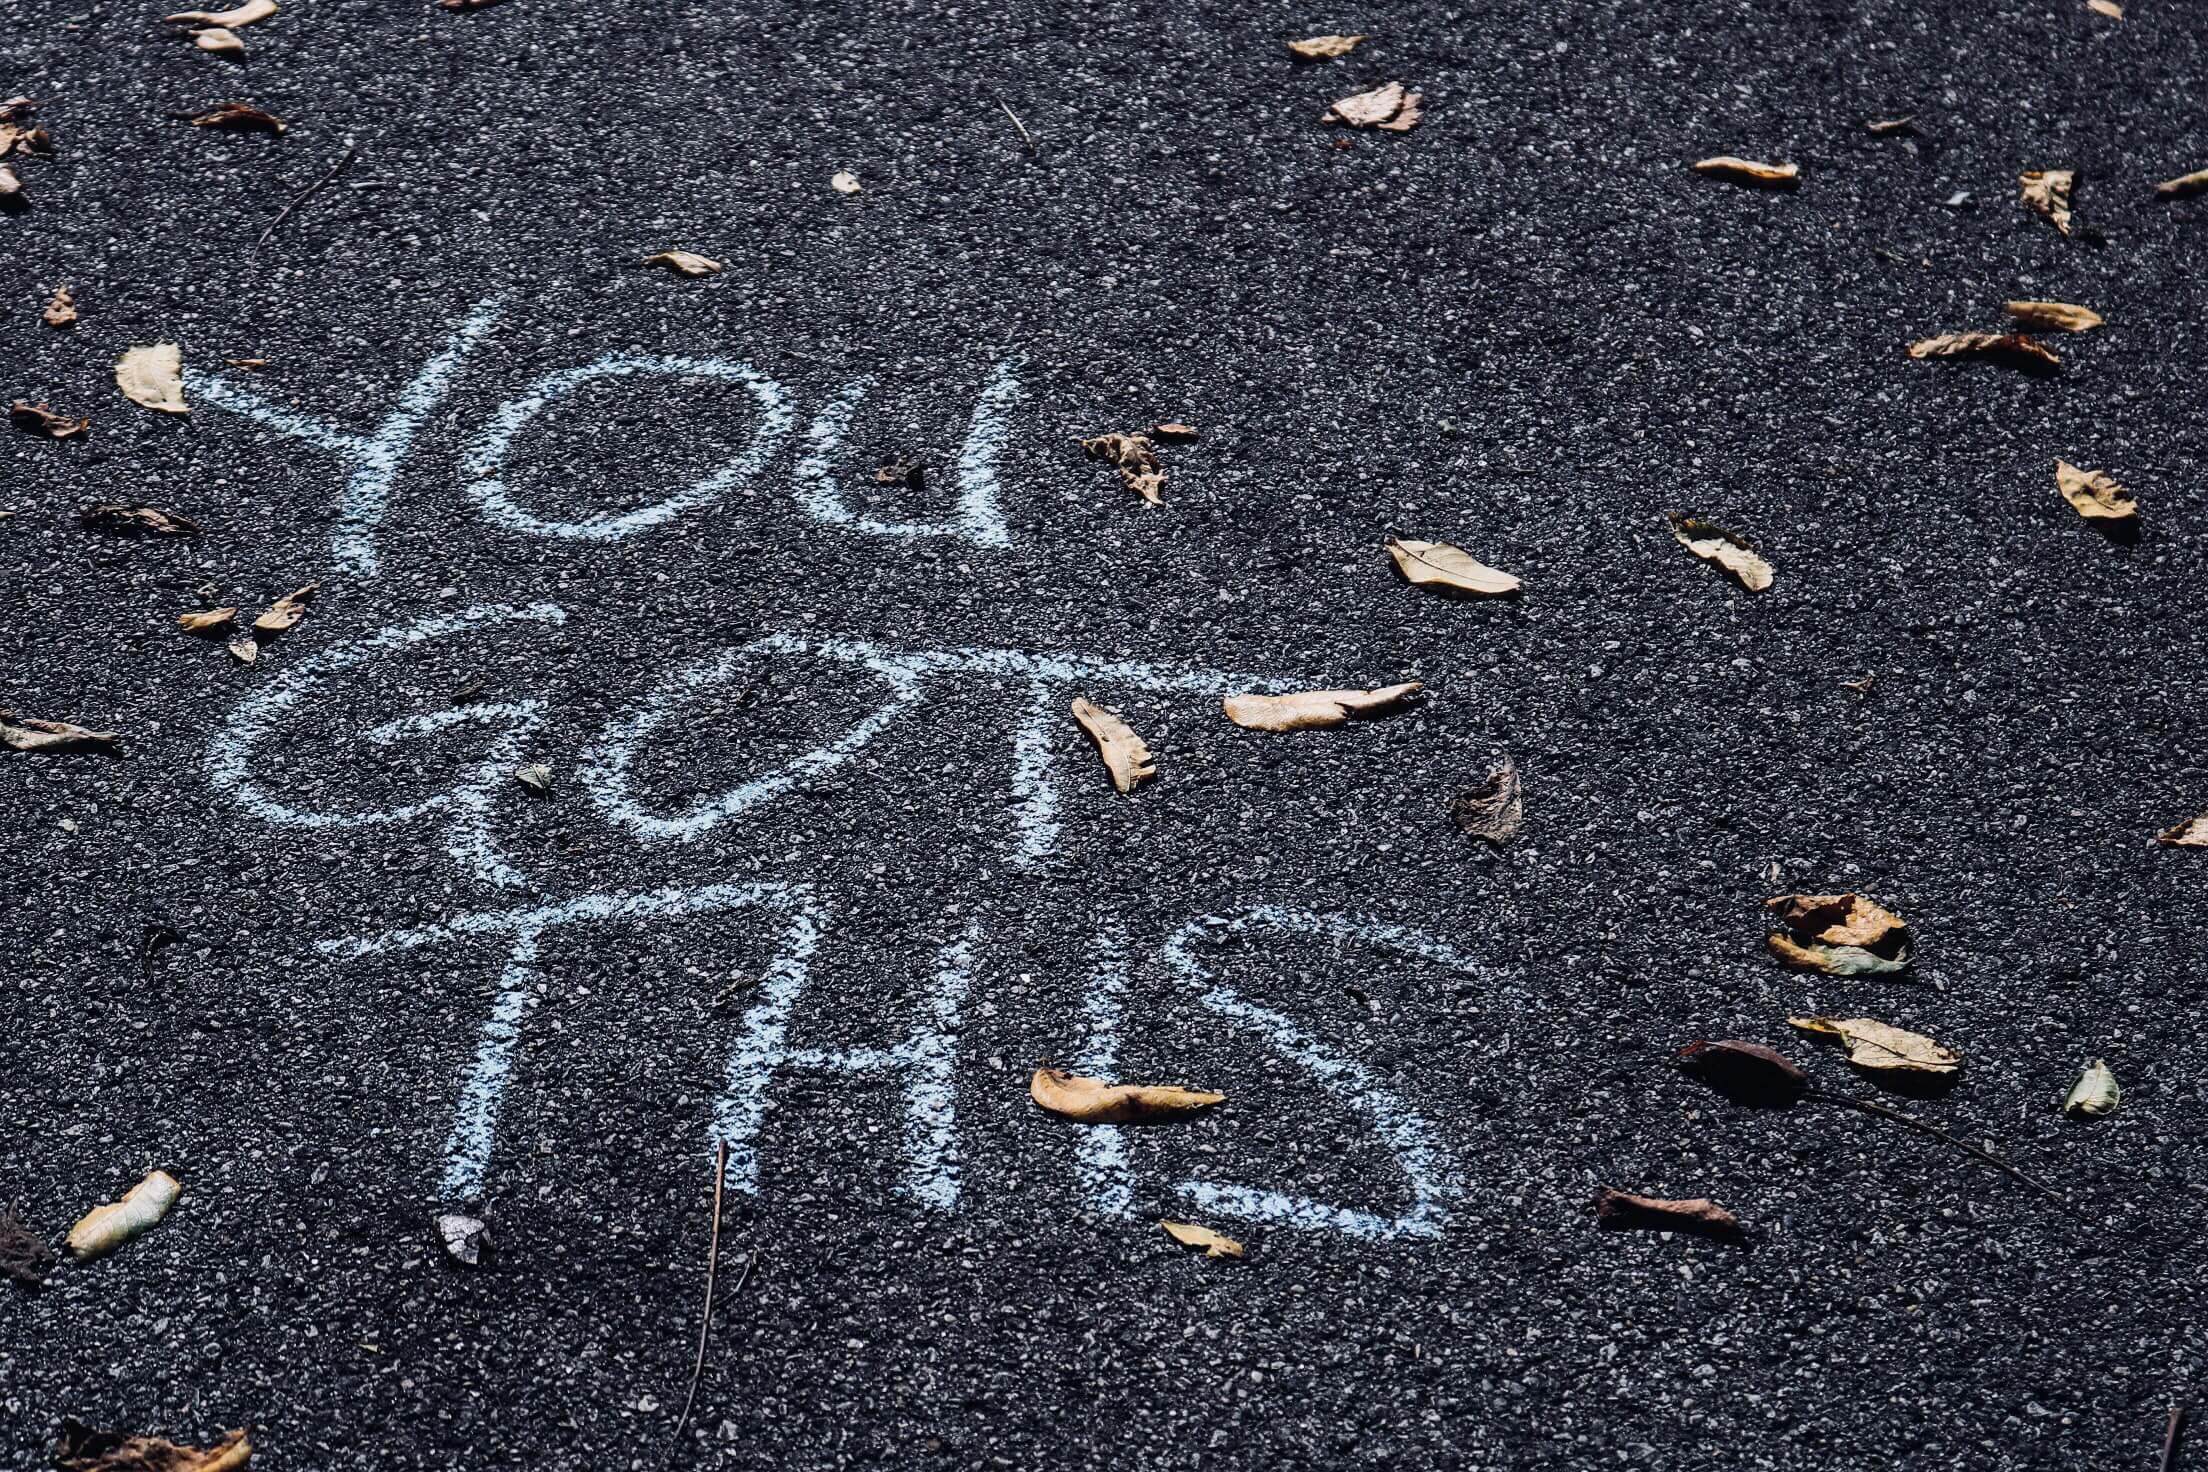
[1906,332,2061,374]
[117,344,189,414]
[2054,460,2137,522]
[2019,169,2075,235]
[162,0,277,24]
[66,1170,181,1261]
[2063,1058,2120,1118]
[0,711,119,753]
[1386,537,1520,596]
[1221,682,1421,732]
[1161,1220,1244,1259]
[2004,300,2103,333]
[1030,1068,1223,1123]
[1071,697,1155,793]
[1666,513,1773,592]
[643,250,722,277]
[1325,81,1421,131]
[1788,1015,1960,1074]
[1287,34,1367,61]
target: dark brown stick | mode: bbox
[668,1140,730,1456]
[1810,1090,2066,1205]
[2164,1404,2188,1472]
[258,140,357,247]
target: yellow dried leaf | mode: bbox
[10,400,88,439]
[1079,432,1165,504]
[643,250,722,277]
[117,344,190,414]
[1221,682,1421,732]
[2156,815,2208,847]
[2054,460,2136,522]
[1325,81,1421,132]
[1906,332,2061,373]
[2004,300,2102,333]
[1666,513,1773,592]
[1030,1067,1223,1123]
[1287,33,1367,61]
[162,0,277,25]
[253,583,317,635]
[194,27,246,55]
[2019,169,2075,235]
[0,710,119,753]
[55,1422,252,1472]
[1788,1016,1960,1074]
[2156,167,2208,199]
[177,606,238,633]
[1161,1220,1243,1259]
[66,1170,181,1261]
[2086,0,2123,17]
[1385,537,1520,596]
[1071,697,1154,793]
[43,283,76,327]
[1692,155,1800,188]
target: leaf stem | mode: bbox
[1808,1088,2067,1207]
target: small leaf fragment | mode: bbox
[228,637,259,664]
[194,27,246,55]
[514,762,553,793]
[1692,155,1800,188]
[1325,81,1421,132]
[438,0,506,10]
[2154,814,2208,847]
[66,1170,181,1261]
[1666,513,1773,592]
[190,101,287,133]
[2086,0,2123,17]
[1079,432,1165,504]
[829,170,860,194]
[1592,1187,1743,1237]
[2019,169,2075,235]
[42,284,76,327]
[117,343,190,414]
[177,606,237,634]
[1030,1067,1223,1123]
[1160,1220,1243,1259]
[0,1200,56,1288]
[1677,1039,1809,1106]
[1451,754,1523,846]
[2005,299,2103,333]
[162,0,277,25]
[81,504,201,536]
[643,250,722,277]
[0,164,21,201]
[1865,116,1917,136]
[1222,682,1421,732]
[1385,537,1520,596]
[1765,892,1912,975]
[54,1421,252,1472]
[0,711,119,753]
[252,583,317,636]
[2063,1058,2120,1118]
[2155,167,2208,200]
[1788,1016,1960,1075]
[1149,422,1199,442]
[436,1211,490,1266]
[1071,698,1155,793]
[2054,459,2137,522]
[10,400,87,439]
[1906,331,2061,373]
[1287,33,1367,61]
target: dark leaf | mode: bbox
[1593,1187,1745,1239]
[0,1201,55,1288]
[1451,755,1522,845]
[1677,1039,1808,1107]
[80,504,202,537]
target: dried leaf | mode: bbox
[1385,537,1520,596]
[1666,513,1773,592]
[1079,432,1165,504]
[436,1212,490,1266]
[117,344,190,414]
[1905,331,2060,373]
[2156,167,2208,200]
[438,0,506,9]
[1030,1067,1223,1123]
[1692,155,1800,188]
[190,102,286,133]
[829,170,860,194]
[194,27,246,55]
[11,400,87,439]
[1160,1220,1243,1259]
[81,504,202,536]
[1222,682,1421,732]
[55,1421,252,1472]
[0,164,24,200]
[1592,1187,1743,1237]
[1865,116,1917,136]
[0,1201,56,1288]
[1071,697,1155,793]
[1451,754,1522,846]
[227,638,259,665]
[643,250,722,277]
[252,583,317,636]
[2055,459,2137,522]
[1788,1016,1959,1074]
[1287,34,1367,61]
[1764,892,1911,975]
[176,606,237,634]
[2154,815,2208,847]
[43,284,76,327]
[2064,1058,2120,1118]
[514,762,553,793]
[1677,1039,1809,1106]
[2086,0,2123,17]
[2005,300,2103,333]
[162,0,277,24]
[66,1170,181,1261]
[223,357,268,369]
[873,456,924,489]
[2019,169,2075,235]
[1149,422,1199,442]
[0,711,119,753]
[1324,81,1421,132]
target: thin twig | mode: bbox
[2164,1404,2188,1472]
[994,96,1035,154]
[258,140,358,247]
[1810,1090,2067,1206]
[668,1141,731,1457]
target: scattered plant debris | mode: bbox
[1665,513,1773,591]
[668,1141,736,1452]
[1592,1187,1743,1238]
[438,0,507,10]
[2086,0,2123,18]
[1,711,119,753]
[1324,82,1421,131]
[1451,754,1523,846]
[176,606,238,634]
[643,250,721,277]
[2156,167,2208,200]
[1149,422,1198,442]
[67,1170,181,1261]
[1030,1067,1224,1123]
[55,1420,251,1472]
[1071,698,1155,793]
[0,164,23,204]
[2156,815,2208,847]
[1222,682,1421,732]
[163,0,277,25]
[1765,892,1911,975]
[11,400,87,439]
[190,102,286,133]
[117,344,190,413]
[252,583,317,637]
[228,638,259,664]
[1079,431,1165,504]
[2005,300,2102,332]
[874,455,924,489]
[2064,1058,2120,1118]
[1385,536,1520,596]
[1676,1039,1809,1106]
[193,27,246,55]
[0,1201,55,1287]
[1789,1015,1960,1075]
[1288,34,1367,60]
[1865,116,1917,136]
[1907,331,2060,374]
[2019,169,2075,234]
[81,504,202,536]
[2055,460,2137,522]
[1692,155,1799,188]
[42,284,76,327]
[1161,1220,1243,1258]
[436,1211,489,1266]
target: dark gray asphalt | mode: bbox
[5,1,2208,1467]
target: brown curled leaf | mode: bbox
[252,583,317,636]
[1666,513,1773,591]
[1765,892,1912,975]
[1593,1187,1744,1238]
[2154,815,2208,847]
[1692,155,1799,188]
[1451,754,1522,846]
[1676,1039,1809,1106]
[42,284,76,327]
[643,250,722,277]
[1325,81,1421,132]
[0,711,119,753]
[55,1420,251,1472]
[1906,331,2060,374]
[177,606,238,634]
[1071,697,1155,793]
[80,504,201,537]
[1222,682,1421,732]
[2019,169,2074,234]
[2156,167,2208,200]
[1079,432,1164,504]
[1160,1221,1244,1259]
[1149,422,1199,443]
[2005,300,2103,333]
[2054,459,2137,522]
[1030,1067,1223,1123]
[189,102,286,133]
[1287,34,1367,61]
[11,400,87,439]
[1865,116,1917,136]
